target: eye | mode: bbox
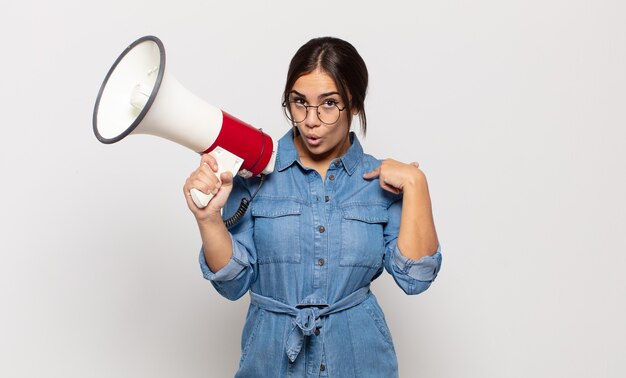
[291,97,306,106]
[322,99,339,108]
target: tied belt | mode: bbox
[250,286,371,362]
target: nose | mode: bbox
[303,106,321,128]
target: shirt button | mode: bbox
[318,258,325,266]
[334,160,341,167]
[324,195,330,202]
[314,327,320,336]
[320,363,326,371]
[318,225,325,233]
[328,174,335,181]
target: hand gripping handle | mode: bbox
[191,147,244,208]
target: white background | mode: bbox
[1,0,625,377]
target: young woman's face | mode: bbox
[289,69,351,163]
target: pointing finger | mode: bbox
[362,166,381,180]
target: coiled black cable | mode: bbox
[223,174,265,228]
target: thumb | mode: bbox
[220,171,234,187]
[206,171,234,211]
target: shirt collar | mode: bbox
[276,129,363,176]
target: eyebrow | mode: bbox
[290,90,341,100]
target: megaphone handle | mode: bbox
[190,188,213,208]
[190,147,245,208]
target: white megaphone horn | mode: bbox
[93,35,276,208]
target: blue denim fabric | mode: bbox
[199,130,442,377]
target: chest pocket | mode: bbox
[251,199,302,264]
[340,204,388,268]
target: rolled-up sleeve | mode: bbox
[199,235,250,282]
[388,244,442,295]
[383,197,443,295]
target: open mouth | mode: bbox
[305,134,322,147]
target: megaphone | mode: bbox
[93,35,276,208]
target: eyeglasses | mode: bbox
[282,99,346,125]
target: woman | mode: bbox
[183,37,442,377]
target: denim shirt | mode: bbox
[199,130,442,377]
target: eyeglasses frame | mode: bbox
[282,100,347,125]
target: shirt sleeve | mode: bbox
[197,176,258,301]
[383,196,443,295]
[198,235,250,281]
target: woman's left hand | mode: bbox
[362,159,423,194]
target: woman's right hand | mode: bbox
[183,153,234,223]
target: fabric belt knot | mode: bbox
[250,286,371,363]
[286,307,322,361]
[294,307,320,336]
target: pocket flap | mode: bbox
[251,199,302,218]
[341,205,388,223]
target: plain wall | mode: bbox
[1,0,625,377]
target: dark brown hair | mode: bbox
[282,37,368,135]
